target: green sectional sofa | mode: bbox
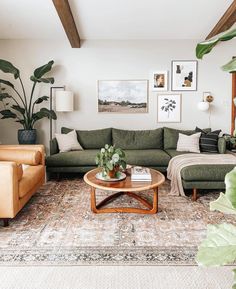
[46,127,233,199]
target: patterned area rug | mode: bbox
[0,178,235,265]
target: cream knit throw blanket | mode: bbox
[167,153,236,196]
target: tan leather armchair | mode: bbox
[0,145,45,226]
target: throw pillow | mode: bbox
[195,127,221,153]
[55,130,83,153]
[177,132,201,153]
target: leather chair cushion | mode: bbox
[0,149,41,165]
[19,165,44,198]
[16,164,23,181]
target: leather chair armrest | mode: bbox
[0,162,19,218]
[0,145,45,166]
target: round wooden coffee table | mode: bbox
[83,168,165,214]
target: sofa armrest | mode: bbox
[0,145,45,165]
[218,137,226,154]
[0,162,19,218]
[50,138,59,155]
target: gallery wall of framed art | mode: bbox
[97,59,197,124]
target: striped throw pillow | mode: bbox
[195,127,221,153]
[177,132,201,153]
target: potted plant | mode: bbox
[196,28,236,288]
[95,144,126,178]
[0,59,56,144]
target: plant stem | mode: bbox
[19,77,27,107]
[28,82,37,128]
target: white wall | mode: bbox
[0,39,234,151]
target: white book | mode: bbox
[131,166,152,181]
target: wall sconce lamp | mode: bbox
[49,86,74,154]
[197,92,214,111]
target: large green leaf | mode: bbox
[0,93,11,101]
[0,59,20,79]
[222,58,236,73]
[0,79,14,89]
[0,109,17,119]
[210,193,236,215]
[33,60,54,79]
[233,269,236,289]
[210,168,236,214]
[196,223,236,266]
[32,108,57,122]
[34,96,49,104]
[11,105,25,115]
[30,76,54,84]
[196,28,236,59]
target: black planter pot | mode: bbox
[18,129,37,144]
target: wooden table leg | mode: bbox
[90,187,98,213]
[192,188,197,201]
[150,187,158,213]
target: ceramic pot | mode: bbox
[18,129,37,144]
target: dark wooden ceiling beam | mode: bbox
[52,0,80,48]
[206,1,236,39]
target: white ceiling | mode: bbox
[0,0,233,40]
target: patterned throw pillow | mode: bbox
[176,132,201,153]
[195,127,221,153]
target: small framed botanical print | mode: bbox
[171,60,197,91]
[152,71,168,91]
[157,94,182,123]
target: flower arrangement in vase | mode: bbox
[95,144,126,178]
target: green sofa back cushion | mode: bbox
[112,128,163,149]
[61,127,112,149]
[163,127,211,150]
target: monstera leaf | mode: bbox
[210,167,236,213]
[196,223,236,266]
[0,59,20,79]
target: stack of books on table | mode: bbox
[131,166,152,182]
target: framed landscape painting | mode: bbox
[157,94,181,123]
[98,80,148,113]
[171,60,197,91]
[152,71,168,91]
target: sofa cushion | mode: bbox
[125,149,170,167]
[112,128,163,149]
[46,149,170,168]
[164,127,211,150]
[165,149,191,158]
[61,127,112,149]
[181,164,235,182]
[19,165,45,198]
[46,150,100,167]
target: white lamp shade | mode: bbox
[55,91,74,112]
[197,101,209,111]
